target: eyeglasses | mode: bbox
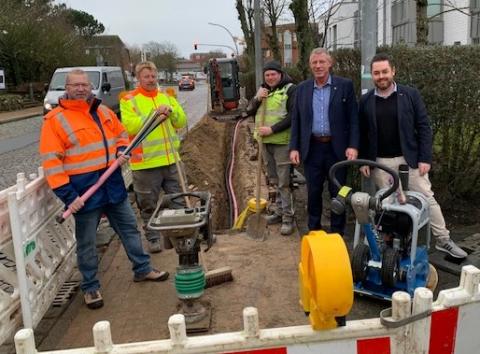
[66,83,91,88]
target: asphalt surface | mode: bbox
[0,83,208,190]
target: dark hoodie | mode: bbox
[246,67,296,134]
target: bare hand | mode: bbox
[255,87,269,100]
[290,150,300,166]
[418,162,430,176]
[359,166,370,177]
[68,196,84,213]
[117,152,130,166]
[345,148,358,160]
[258,126,273,136]
[155,104,172,117]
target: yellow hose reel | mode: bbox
[299,230,354,330]
[232,198,267,230]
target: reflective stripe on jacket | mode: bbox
[40,99,129,189]
[255,83,293,145]
[120,87,187,170]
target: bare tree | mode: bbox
[263,0,288,62]
[143,41,179,81]
[290,0,316,78]
[236,0,256,67]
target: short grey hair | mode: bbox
[66,69,88,84]
[309,47,332,62]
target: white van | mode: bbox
[43,66,126,114]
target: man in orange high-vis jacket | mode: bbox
[39,69,169,310]
[121,61,187,253]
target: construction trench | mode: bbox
[35,114,386,350]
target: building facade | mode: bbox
[320,0,479,48]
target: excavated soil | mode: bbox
[180,115,310,332]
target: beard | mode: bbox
[374,78,393,90]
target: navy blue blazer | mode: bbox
[290,76,359,161]
[358,84,432,168]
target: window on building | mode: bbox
[333,24,337,50]
[354,10,360,48]
[392,0,413,44]
[472,0,480,44]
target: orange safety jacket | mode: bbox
[39,98,129,209]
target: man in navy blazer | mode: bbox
[358,52,466,259]
[290,48,359,234]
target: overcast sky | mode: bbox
[58,0,244,58]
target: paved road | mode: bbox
[0,83,208,190]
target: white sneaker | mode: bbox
[435,239,467,258]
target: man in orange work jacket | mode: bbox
[121,61,187,253]
[39,69,169,310]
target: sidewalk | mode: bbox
[0,106,43,124]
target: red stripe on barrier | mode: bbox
[429,307,458,354]
[357,337,391,354]
[225,348,287,354]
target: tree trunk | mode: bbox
[267,23,282,62]
[236,0,255,67]
[416,0,429,45]
[290,0,315,79]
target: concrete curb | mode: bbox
[0,108,43,125]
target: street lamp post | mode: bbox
[208,22,239,56]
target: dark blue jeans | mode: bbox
[304,141,346,234]
[73,198,152,293]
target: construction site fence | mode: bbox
[0,166,132,346]
[14,265,480,354]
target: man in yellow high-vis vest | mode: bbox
[247,61,297,235]
[120,61,187,253]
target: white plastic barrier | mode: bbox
[7,168,76,333]
[14,266,480,354]
[0,180,21,346]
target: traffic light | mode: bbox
[194,43,198,50]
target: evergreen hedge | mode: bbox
[333,45,480,203]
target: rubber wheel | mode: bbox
[381,248,400,287]
[351,244,370,282]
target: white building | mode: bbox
[319,0,480,49]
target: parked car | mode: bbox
[43,66,126,115]
[178,76,195,91]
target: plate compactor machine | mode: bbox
[329,159,436,300]
[147,191,228,332]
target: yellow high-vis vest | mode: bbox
[120,87,187,170]
[255,83,293,145]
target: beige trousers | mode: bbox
[371,156,449,240]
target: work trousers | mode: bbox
[262,143,294,221]
[73,198,152,293]
[132,164,182,243]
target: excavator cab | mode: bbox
[207,58,241,120]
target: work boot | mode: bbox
[435,238,467,258]
[148,239,162,254]
[265,213,282,225]
[280,217,294,236]
[84,290,104,310]
[134,269,170,282]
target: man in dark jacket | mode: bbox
[247,61,296,235]
[39,70,170,310]
[359,53,466,258]
[289,48,359,235]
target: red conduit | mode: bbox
[229,118,244,224]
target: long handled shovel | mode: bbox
[246,102,268,241]
[163,120,192,208]
[56,110,168,223]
